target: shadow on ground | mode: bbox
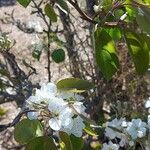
[0,0,16,7]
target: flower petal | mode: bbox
[49,118,61,131]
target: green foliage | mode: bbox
[135,4,150,35]
[44,4,57,22]
[59,132,73,150]
[56,0,69,13]
[17,0,31,8]
[124,31,149,75]
[14,119,43,144]
[51,49,65,63]
[25,136,57,150]
[57,78,94,92]
[0,107,6,116]
[106,28,122,41]
[70,135,84,150]
[94,28,119,80]
[59,132,84,150]
[101,0,112,10]
[32,49,41,61]
[84,122,98,136]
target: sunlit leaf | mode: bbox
[17,0,31,7]
[106,28,122,41]
[94,28,119,80]
[57,78,94,91]
[0,107,6,116]
[84,122,98,136]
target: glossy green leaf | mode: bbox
[51,49,65,63]
[84,122,98,136]
[17,0,31,7]
[70,135,84,150]
[124,31,149,74]
[56,0,69,13]
[25,136,57,150]
[44,4,57,22]
[59,132,73,150]
[136,4,150,34]
[94,28,119,80]
[14,119,43,144]
[57,78,94,91]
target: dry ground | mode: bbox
[0,3,70,149]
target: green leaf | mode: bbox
[70,135,84,150]
[57,78,94,91]
[56,0,69,13]
[84,122,98,136]
[60,141,66,150]
[14,119,43,144]
[59,132,73,150]
[141,34,150,50]
[51,49,65,63]
[17,0,31,7]
[25,136,57,150]
[106,28,122,41]
[32,49,41,61]
[124,31,149,74]
[102,0,112,10]
[0,107,6,116]
[94,28,119,80]
[136,4,150,34]
[44,4,57,22]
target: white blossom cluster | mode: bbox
[102,97,150,150]
[26,82,87,137]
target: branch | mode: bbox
[0,109,35,132]
[67,0,97,24]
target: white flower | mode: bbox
[70,116,85,137]
[105,118,127,140]
[145,97,150,108]
[105,118,129,147]
[108,118,125,130]
[60,116,85,137]
[48,98,73,131]
[119,134,129,147]
[26,82,57,105]
[72,102,87,116]
[105,127,120,139]
[27,111,39,120]
[102,141,119,150]
[26,95,42,105]
[36,82,57,100]
[126,119,147,140]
